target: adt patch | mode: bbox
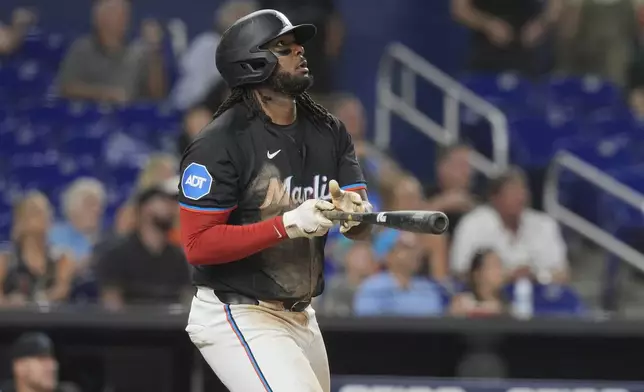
[181,163,213,200]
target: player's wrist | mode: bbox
[273,215,288,239]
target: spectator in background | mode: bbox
[260,0,343,96]
[425,144,478,236]
[171,0,259,110]
[0,7,37,56]
[354,232,444,317]
[0,192,75,307]
[0,332,73,392]
[380,173,450,282]
[57,0,167,103]
[49,178,106,274]
[451,0,563,76]
[175,1,262,154]
[557,0,637,87]
[628,65,644,118]
[450,167,569,285]
[321,242,379,317]
[95,187,189,311]
[330,94,401,197]
[114,153,178,236]
[177,106,212,156]
[450,249,507,317]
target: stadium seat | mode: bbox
[10,152,62,193]
[555,133,639,225]
[545,75,621,115]
[509,116,579,168]
[555,133,637,169]
[596,164,644,231]
[586,111,639,137]
[60,133,106,156]
[460,72,538,115]
[0,125,51,155]
[504,283,585,316]
[115,103,160,126]
[18,31,69,68]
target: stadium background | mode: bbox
[2,0,644,391]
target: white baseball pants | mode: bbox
[186,287,330,392]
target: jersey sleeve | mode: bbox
[178,132,240,214]
[336,121,367,192]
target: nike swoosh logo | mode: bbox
[273,225,283,238]
[267,150,281,159]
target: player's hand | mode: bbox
[329,180,368,233]
[282,199,335,239]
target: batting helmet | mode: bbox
[215,9,317,89]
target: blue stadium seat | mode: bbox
[510,116,580,168]
[556,133,639,226]
[14,59,55,96]
[545,76,621,115]
[115,103,159,126]
[596,164,644,231]
[504,283,585,316]
[57,155,99,181]
[60,133,106,157]
[0,125,51,155]
[18,31,69,68]
[25,101,71,125]
[10,152,62,194]
[0,209,10,242]
[461,73,536,106]
[555,133,637,169]
[586,110,639,138]
[108,165,141,186]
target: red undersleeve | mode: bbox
[179,207,287,265]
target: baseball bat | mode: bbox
[322,210,449,235]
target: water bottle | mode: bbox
[512,277,534,319]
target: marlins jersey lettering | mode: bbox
[178,105,366,301]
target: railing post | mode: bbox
[543,152,644,274]
[401,67,416,107]
[376,42,509,178]
[444,92,459,145]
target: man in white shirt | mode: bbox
[450,167,569,284]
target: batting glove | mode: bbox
[282,199,335,239]
[328,180,370,233]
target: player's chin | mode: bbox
[299,74,314,89]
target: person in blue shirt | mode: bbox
[49,178,106,274]
[353,231,444,317]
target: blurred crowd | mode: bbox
[9,0,637,322]
[453,0,644,116]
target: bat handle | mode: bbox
[322,210,354,221]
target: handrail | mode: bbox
[375,42,509,177]
[543,151,644,273]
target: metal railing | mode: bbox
[543,151,644,273]
[375,42,509,177]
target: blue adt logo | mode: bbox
[181,163,213,200]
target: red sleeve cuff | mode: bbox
[273,215,287,238]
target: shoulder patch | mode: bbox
[181,163,213,200]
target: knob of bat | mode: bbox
[429,212,449,234]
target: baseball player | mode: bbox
[178,9,372,392]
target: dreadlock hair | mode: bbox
[212,86,336,131]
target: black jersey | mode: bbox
[178,104,366,301]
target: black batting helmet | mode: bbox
[215,9,317,89]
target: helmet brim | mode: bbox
[270,23,317,46]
